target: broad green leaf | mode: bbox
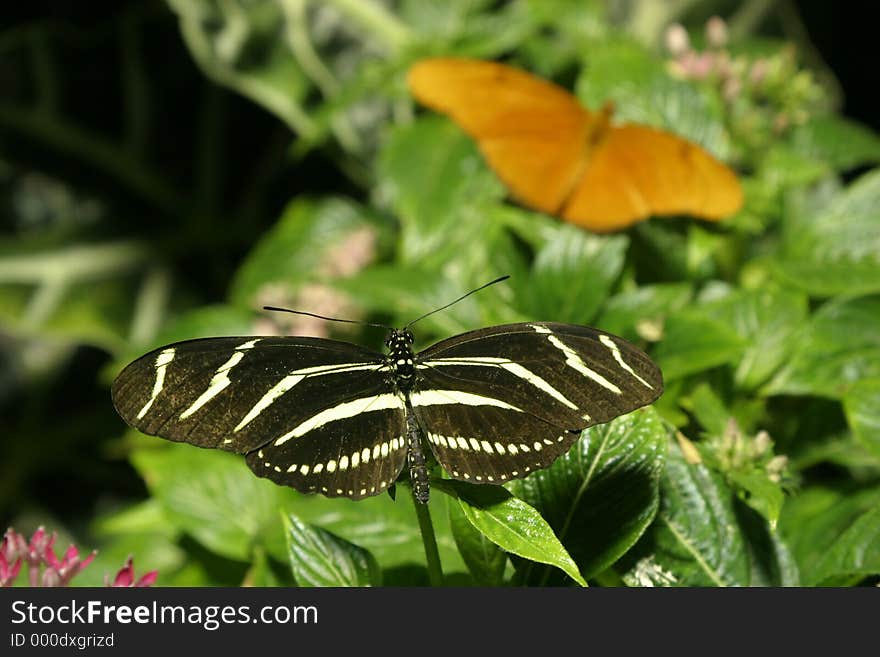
[442,481,586,586]
[512,226,628,324]
[378,117,504,267]
[727,470,785,528]
[773,170,880,297]
[790,432,880,472]
[681,382,730,437]
[284,513,381,587]
[597,282,692,343]
[779,486,880,585]
[754,145,829,190]
[631,222,691,280]
[508,408,667,583]
[88,500,188,585]
[284,487,466,577]
[131,443,295,562]
[790,115,880,171]
[577,39,731,158]
[844,379,880,458]
[811,506,880,585]
[765,295,880,399]
[653,310,745,381]
[448,499,507,586]
[231,197,384,306]
[704,287,809,390]
[736,505,800,586]
[113,305,256,373]
[653,440,750,586]
[335,265,516,338]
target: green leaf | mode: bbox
[378,117,504,267]
[773,170,880,297]
[844,379,880,459]
[790,115,880,171]
[704,287,809,390]
[281,489,466,577]
[284,513,381,587]
[779,486,880,585]
[755,145,829,189]
[682,382,730,437]
[811,506,880,585]
[114,305,256,371]
[335,265,514,338]
[448,499,508,586]
[231,197,383,306]
[166,0,312,134]
[131,443,294,562]
[509,408,667,583]
[653,310,745,381]
[727,470,785,528]
[512,226,628,323]
[653,440,750,586]
[442,480,586,586]
[765,295,880,399]
[577,39,731,159]
[242,547,283,587]
[736,505,800,586]
[597,282,692,343]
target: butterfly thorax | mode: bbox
[385,328,416,390]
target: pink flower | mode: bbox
[107,557,158,587]
[665,23,690,57]
[705,16,728,49]
[1,530,23,587]
[43,542,97,587]
[2,527,156,588]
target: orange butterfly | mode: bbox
[407,57,743,232]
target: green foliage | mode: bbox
[3,1,879,588]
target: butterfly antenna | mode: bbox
[262,307,393,331]
[405,275,510,329]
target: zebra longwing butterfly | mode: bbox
[112,284,662,503]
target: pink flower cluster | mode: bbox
[664,16,824,152]
[1,527,157,588]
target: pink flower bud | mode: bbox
[706,16,728,48]
[665,23,690,56]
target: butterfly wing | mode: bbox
[413,322,662,483]
[407,57,592,214]
[112,337,407,499]
[562,123,743,232]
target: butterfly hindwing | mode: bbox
[245,382,408,500]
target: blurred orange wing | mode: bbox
[407,57,743,232]
[407,58,592,214]
[562,123,744,232]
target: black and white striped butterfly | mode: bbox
[112,280,662,503]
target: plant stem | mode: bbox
[325,0,413,54]
[412,490,444,586]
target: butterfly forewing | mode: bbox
[111,336,409,498]
[413,322,662,482]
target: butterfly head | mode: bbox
[385,328,415,381]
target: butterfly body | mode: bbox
[407,57,743,231]
[113,322,662,503]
